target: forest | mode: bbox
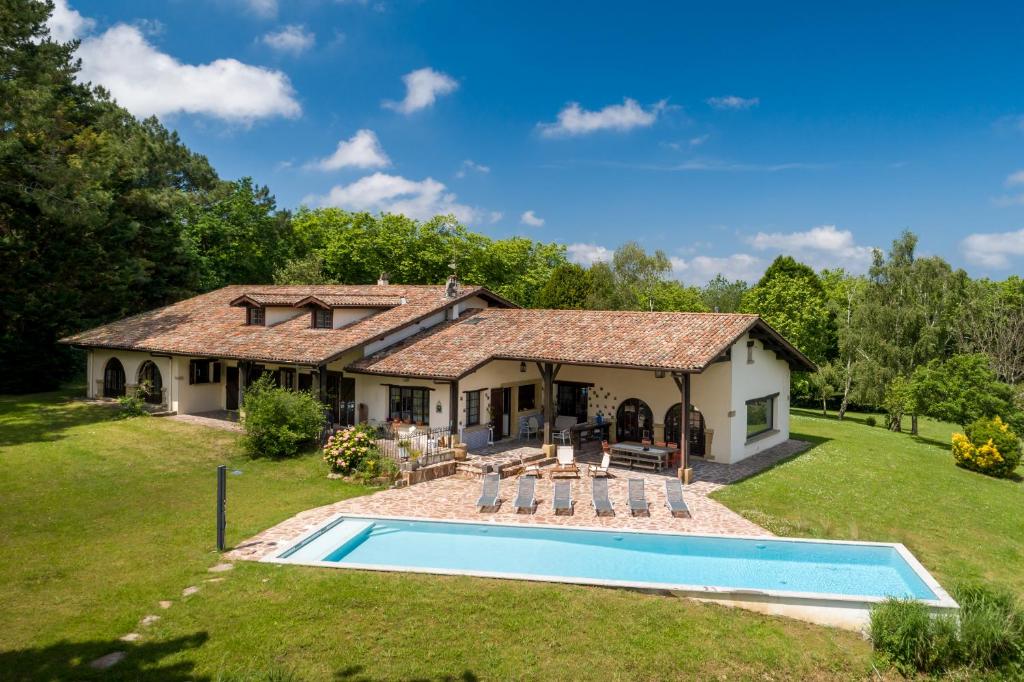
[3,0,1022,434]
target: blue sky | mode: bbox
[52,0,1024,283]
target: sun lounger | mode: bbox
[628,478,649,516]
[550,445,579,478]
[591,477,614,516]
[513,475,537,513]
[588,451,611,477]
[476,472,500,511]
[664,478,691,518]
[553,480,573,515]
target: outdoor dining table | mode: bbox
[608,442,675,472]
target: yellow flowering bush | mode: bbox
[952,416,1021,478]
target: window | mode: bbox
[466,390,482,426]
[746,394,777,439]
[189,360,221,385]
[389,386,430,424]
[278,368,296,390]
[556,382,589,423]
[313,309,332,329]
[517,384,536,411]
[247,306,265,326]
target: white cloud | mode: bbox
[46,0,94,41]
[304,172,475,222]
[539,98,666,137]
[243,0,278,18]
[670,254,766,285]
[566,243,613,266]
[746,224,874,272]
[383,67,458,114]
[689,134,710,147]
[962,228,1024,269]
[520,210,545,227]
[262,25,315,54]
[307,129,390,171]
[707,95,759,110]
[487,211,503,224]
[75,24,301,122]
[455,159,490,178]
[1005,170,1024,187]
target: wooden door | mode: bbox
[490,388,505,439]
[225,366,239,410]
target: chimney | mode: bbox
[444,274,459,299]
[377,272,389,286]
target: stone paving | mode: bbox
[229,438,810,561]
[167,410,243,433]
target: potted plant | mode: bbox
[408,448,422,470]
[397,438,411,461]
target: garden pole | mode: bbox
[216,465,227,552]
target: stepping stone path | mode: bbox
[182,585,200,597]
[119,633,141,642]
[205,577,225,583]
[208,562,234,573]
[140,614,161,627]
[159,600,173,609]
[89,651,126,670]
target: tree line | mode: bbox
[3,0,1023,434]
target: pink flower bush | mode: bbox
[322,425,378,474]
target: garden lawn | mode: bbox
[0,390,871,680]
[715,408,1024,597]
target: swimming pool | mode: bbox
[266,515,957,629]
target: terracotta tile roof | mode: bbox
[297,294,404,308]
[347,308,816,378]
[61,284,504,365]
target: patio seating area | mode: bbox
[230,438,810,562]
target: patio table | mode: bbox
[609,442,674,472]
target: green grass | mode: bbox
[0,389,873,680]
[715,407,1024,596]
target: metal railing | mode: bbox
[370,423,455,468]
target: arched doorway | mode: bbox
[137,361,163,405]
[103,358,126,398]
[616,398,653,442]
[665,403,705,456]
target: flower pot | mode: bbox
[454,444,468,461]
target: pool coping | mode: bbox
[261,512,959,613]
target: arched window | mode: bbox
[616,398,653,442]
[665,403,706,456]
[137,361,163,405]
[103,358,126,398]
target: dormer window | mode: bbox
[313,308,332,329]
[247,306,265,326]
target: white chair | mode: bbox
[551,445,579,478]
[518,416,539,441]
[553,415,576,446]
[588,451,611,478]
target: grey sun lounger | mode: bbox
[553,480,573,515]
[591,477,614,516]
[513,475,537,513]
[664,478,691,518]
[476,472,501,511]
[628,479,649,516]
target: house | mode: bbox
[61,276,814,466]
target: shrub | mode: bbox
[354,448,399,484]
[869,599,958,675]
[952,416,1021,478]
[870,584,1024,676]
[322,424,378,474]
[117,393,147,417]
[241,375,325,459]
[864,415,877,428]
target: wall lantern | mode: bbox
[519,362,526,373]
[435,401,442,413]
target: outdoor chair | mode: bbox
[664,479,691,518]
[518,416,539,441]
[553,415,576,446]
[553,480,573,515]
[588,451,612,478]
[550,445,579,478]
[476,472,501,512]
[628,479,649,516]
[591,477,614,516]
[513,475,537,513]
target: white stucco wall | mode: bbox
[265,306,304,326]
[332,308,378,328]
[729,334,791,462]
[364,310,447,356]
[89,349,174,408]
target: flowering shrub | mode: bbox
[322,424,378,474]
[952,416,1021,478]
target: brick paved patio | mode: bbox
[229,438,810,561]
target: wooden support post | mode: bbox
[537,362,555,445]
[673,372,693,484]
[449,381,458,437]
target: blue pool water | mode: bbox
[281,517,938,600]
